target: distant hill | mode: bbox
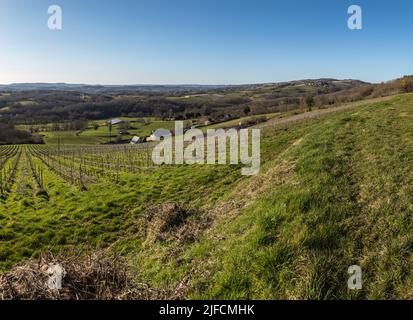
[0,83,240,93]
[0,79,368,94]
[0,78,383,124]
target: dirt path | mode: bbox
[210,96,398,220]
[254,95,397,130]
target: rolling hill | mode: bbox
[1,93,412,299]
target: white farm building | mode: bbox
[146,129,172,142]
[107,119,123,126]
[130,136,140,144]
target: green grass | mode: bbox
[181,95,413,299]
[124,94,413,299]
[1,94,412,299]
[42,131,107,145]
[0,150,245,270]
[41,118,193,145]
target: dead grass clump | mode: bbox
[145,203,210,244]
[149,203,192,233]
[0,250,158,300]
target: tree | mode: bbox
[304,95,315,112]
[120,121,130,130]
[400,79,408,93]
[400,76,413,93]
[72,120,86,131]
[115,134,123,143]
[108,122,113,143]
[202,105,212,116]
[243,106,251,115]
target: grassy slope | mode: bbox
[126,94,413,299]
[1,94,412,299]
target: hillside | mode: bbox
[0,79,370,124]
[179,94,413,299]
[0,79,366,93]
[0,93,412,299]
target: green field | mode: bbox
[1,94,412,299]
[39,118,194,145]
[42,131,107,145]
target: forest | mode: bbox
[0,78,381,124]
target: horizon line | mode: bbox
[0,77,378,87]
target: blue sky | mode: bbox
[1,0,413,84]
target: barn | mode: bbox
[130,136,140,144]
[146,129,172,141]
[107,119,123,126]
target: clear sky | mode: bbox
[1,0,413,85]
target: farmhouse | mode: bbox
[146,129,172,142]
[130,136,140,144]
[107,118,123,126]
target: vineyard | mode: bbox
[0,94,412,299]
[0,144,156,198]
[0,137,245,271]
